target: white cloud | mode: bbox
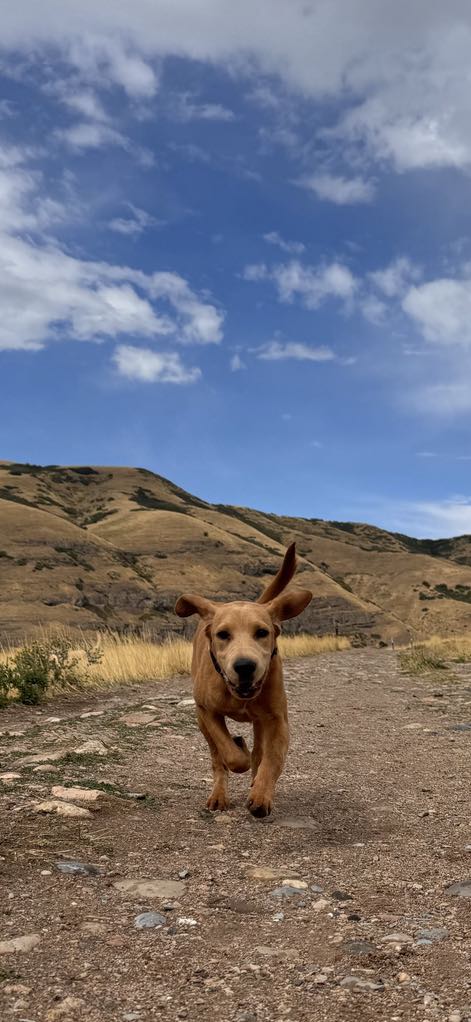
[56,121,127,151]
[245,259,357,310]
[392,497,471,539]
[230,353,246,371]
[113,345,201,383]
[170,93,235,122]
[255,341,335,362]
[403,277,471,346]
[109,204,160,237]
[360,294,388,325]
[263,231,305,255]
[5,1,471,177]
[370,257,420,298]
[411,382,471,417]
[300,173,375,205]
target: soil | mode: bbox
[1,649,471,1022]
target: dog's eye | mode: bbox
[255,627,269,639]
[216,629,230,641]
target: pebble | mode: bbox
[397,971,411,983]
[51,785,102,802]
[340,976,384,991]
[446,879,471,898]
[416,927,448,944]
[381,932,414,944]
[134,912,166,929]
[55,860,101,876]
[114,879,185,899]
[0,772,21,782]
[74,739,108,756]
[331,890,353,901]
[178,869,190,879]
[16,750,66,766]
[40,869,52,876]
[80,710,104,718]
[119,712,157,727]
[449,1013,462,1022]
[0,933,41,954]
[272,912,284,922]
[177,698,195,708]
[343,940,375,956]
[35,800,92,818]
[313,973,328,985]
[311,884,323,893]
[281,878,307,890]
[80,921,107,934]
[214,814,232,825]
[177,917,198,926]
[312,897,330,912]
[247,866,278,881]
[271,885,305,899]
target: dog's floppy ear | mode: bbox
[175,594,215,619]
[268,589,312,622]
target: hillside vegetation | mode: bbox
[1,460,471,643]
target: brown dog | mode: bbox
[175,544,312,817]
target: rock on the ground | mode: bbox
[134,912,167,929]
[119,711,158,727]
[35,800,92,818]
[51,785,102,802]
[381,931,414,944]
[46,995,85,1019]
[446,879,471,898]
[55,861,101,876]
[0,933,41,954]
[340,975,384,991]
[114,878,185,899]
[271,885,305,898]
[73,739,109,756]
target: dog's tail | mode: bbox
[257,542,297,604]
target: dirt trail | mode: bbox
[1,649,471,1022]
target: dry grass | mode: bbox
[0,630,350,692]
[399,634,471,675]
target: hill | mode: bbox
[1,460,471,644]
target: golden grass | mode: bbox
[0,630,350,692]
[398,634,471,675]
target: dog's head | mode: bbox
[175,544,312,700]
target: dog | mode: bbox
[175,544,312,818]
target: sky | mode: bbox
[2,2,471,537]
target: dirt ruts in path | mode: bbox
[1,650,471,1022]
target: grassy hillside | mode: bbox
[1,460,471,644]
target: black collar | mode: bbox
[210,645,277,680]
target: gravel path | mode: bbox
[1,649,471,1022]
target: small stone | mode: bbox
[214,814,232,825]
[0,772,21,782]
[313,973,328,985]
[74,739,108,756]
[3,983,32,994]
[106,935,125,947]
[16,750,66,766]
[40,869,52,876]
[446,879,471,898]
[55,860,101,876]
[178,869,190,879]
[45,716,62,723]
[310,884,323,893]
[114,878,185,899]
[32,764,60,773]
[51,785,102,802]
[281,878,307,890]
[271,885,305,898]
[340,976,384,991]
[272,912,284,922]
[247,866,278,881]
[177,917,198,926]
[123,1014,141,1021]
[331,890,353,901]
[80,710,104,718]
[35,800,92,818]
[449,1013,462,1022]
[0,933,41,953]
[381,932,414,944]
[397,971,411,983]
[119,712,157,727]
[343,940,375,956]
[177,698,195,708]
[312,897,330,912]
[134,912,166,929]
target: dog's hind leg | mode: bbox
[197,711,230,811]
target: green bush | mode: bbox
[0,637,103,705]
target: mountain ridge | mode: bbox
[1,460,471,644]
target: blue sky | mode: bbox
[1,2,471,537]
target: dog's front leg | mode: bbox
[248,714,289,818]
[197,709,250,811]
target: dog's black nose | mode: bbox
[233,657,257,681]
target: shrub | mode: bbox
[0,637,103,705]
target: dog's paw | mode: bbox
[206,792,230,812]
[247,793,272,819]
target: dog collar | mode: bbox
[209,645,277,681]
